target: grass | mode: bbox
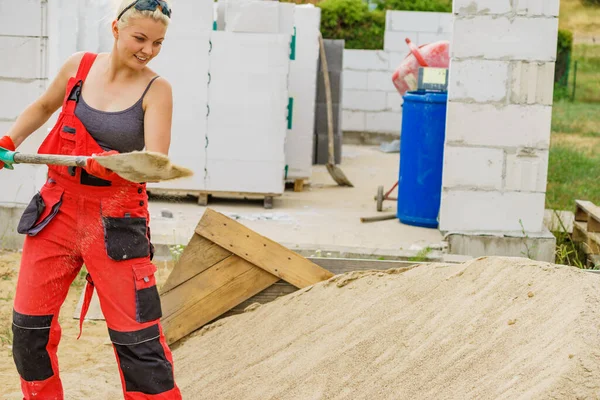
[546,137,600,211]
[559,0,600,36]
[570,44,600,103]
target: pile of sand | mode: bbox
[173,257,600,399]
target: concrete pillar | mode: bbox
[439,0,559,261]
[440,0,559,233]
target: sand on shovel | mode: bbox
[172,257,600,399]
[93,151,193,183]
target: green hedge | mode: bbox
[555,29,573,87]
[375,0,451,12]
[318,0,385,49]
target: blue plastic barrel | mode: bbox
[397,90,448,229]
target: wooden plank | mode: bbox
[196,209,334,288]
[147,188,282,199]
[575,200,600,232]
[575,200,593,222]
[160,255,279,344]
[160,234,232,294]
[573,221,589,244]
[308,257,421,275]
[572,221,600,255]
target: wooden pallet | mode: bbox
[158,208,334,344]
[572,200,600,262]
[147,188,281,209]
[285,178,310,192]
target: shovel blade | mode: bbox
[93,151,193,183]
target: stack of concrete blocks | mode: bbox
[147,0,214,192]
[0,0,50,249]
[439,0,560,262]
[284,5,321,181]
[342,11,453,137]
[314,39,344,165]
[204,0,293,194]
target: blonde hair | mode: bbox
[115,0,172,29]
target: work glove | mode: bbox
[0,136,16,170]
[85,150,119,180]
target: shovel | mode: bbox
[0,149,193,183]
[318,32,353,188]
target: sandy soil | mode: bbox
[2,253,600,399]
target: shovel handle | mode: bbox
[13,153,88,167]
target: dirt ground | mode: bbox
[0,251,175,400]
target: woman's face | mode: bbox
[113,17,167,70]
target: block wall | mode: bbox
[439,0,559,233]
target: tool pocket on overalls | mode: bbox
[102,216,150,261]
[101,197,150,261]
[17,181,65,236]
[132,263,162,323]
[59,123,78,154]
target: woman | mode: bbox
[1,0,182,398]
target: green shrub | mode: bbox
[582,0,600,6]
[555,29,573,86]
[375,0,451,12]
[318,0,385,49]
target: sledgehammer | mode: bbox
[0,149,193,183]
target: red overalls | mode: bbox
[12,53,182,400]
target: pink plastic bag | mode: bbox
[391,39,450,96]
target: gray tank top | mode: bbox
[74,76,160,153]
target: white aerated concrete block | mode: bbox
[418,32,453,45]
[386,11,448,33]
[505,149,549,193]
[439,13,454,33]
[367,71,395,92]
[225,1,280,33]
[453,0,512,15]
[439,190,546,232]
[387,92,403,112]
[443,147,504,190]
[515,0,560,17]
[343,50,389,71]
[342,110,366,131]
[452,16,558,62]
[388,51,409,70]
[448,59,509,103]
[0,37,45,79]
[510,61,556,106]
[0,80,47,120]
[158,0,214,36]
[445,102,551,149]
[0,0,44,36]
[343,90,387,111]
[343,71,368,90]
[365,111,402,133]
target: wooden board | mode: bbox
[161,255,279,344]
[160,235,231,294]
[196,209,334,288]
[575,200,600,232]
[573,220,600,254]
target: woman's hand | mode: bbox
[0,136,16,170]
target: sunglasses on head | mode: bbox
[117,0,172,21]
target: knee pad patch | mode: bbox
[109,324,175,394]
[12,310,54,382]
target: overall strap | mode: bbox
[75,52,98,82]
[64,52,98,114]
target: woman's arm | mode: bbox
[143,77,173,155]
[5,52,84,148]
